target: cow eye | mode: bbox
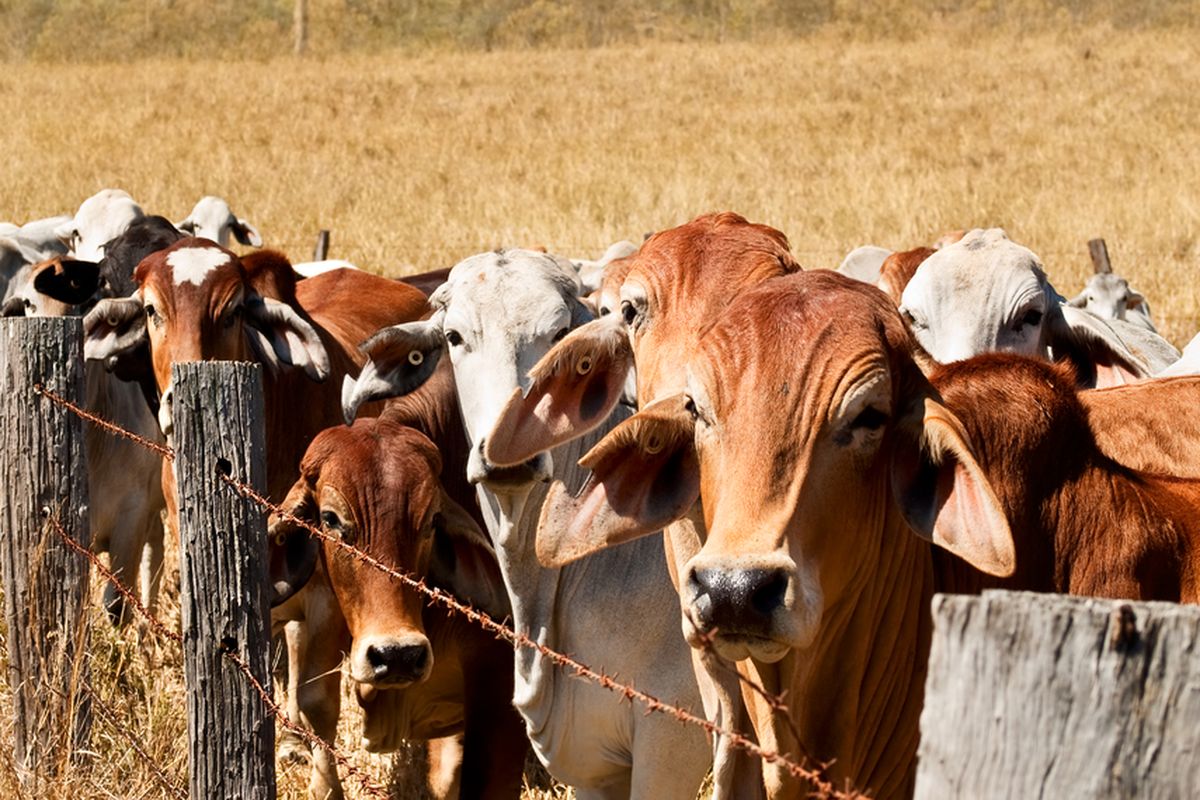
[1015,308,1043,330]
[552,327,569,343]
[445,329,463,347]
[850,406,889,431]
[320,510,341,530]
[223,305,241,328]
[620,301,638,327]
[599,305,611,316]
[900,308,923,329]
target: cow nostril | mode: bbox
[751,571,789,616]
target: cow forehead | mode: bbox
[903,229,1046,309]
[440,251,577,328]
[307,423,442,519]
[695,272,903,417]
[166,246,233,286]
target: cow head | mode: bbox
[1067,272,1146,322]
[344,249,592,495]
[898,228,1155,384]
[268,419,496,690]
[176,196,263,248]
[83,238,329,436]
[1,256,103,318]
[535,272,1014,663]
[55,188,144,262]
[484,212,800,468]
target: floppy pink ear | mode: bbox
[536,394,699,567]
[486,313,632,466]
[267,478,320,606]
[429,491,509,619]
[891,396,1015,577]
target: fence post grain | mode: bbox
[916,590,1200,799]
[314,229,330,261]
[294,0,308,56]
[172,362,275,799]
[0,317,92,784]
[1088,237,1112,273]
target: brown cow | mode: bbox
[528,270,1200,797]
[876,247,934,305]
[270,417,524,799]
[485,211,800,798]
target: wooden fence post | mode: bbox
[294,0,308,56]
[0,317,92,785]
[916,590,1200,798]
[172,362,275,799]
[313,229,330,261]
[1088,237,1112,273]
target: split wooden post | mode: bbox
[172,361,275,799]
[294,0,308,56]
[313,229,330,261]
[0,317,92,784]
[916,590,1200,798]
[1088,237,1112,273]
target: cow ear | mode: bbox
[232,218,263,248]
[536,394,698,567]
[1066,291,1088,308]
[891,395,1015,577]
[429,491,509,618]
[267,479,320,606]
[243,293,331,383]
[1126,291,1145,310]
[32,259,100,306]
[1045,304,1148,387]
[54,220,77,249]
[341,319,445,423]
[485,313,632,467]
[83,293,148,373]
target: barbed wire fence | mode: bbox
[10,347,866,798]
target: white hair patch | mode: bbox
[167,247,231,286]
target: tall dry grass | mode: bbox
[1,27,1199,799]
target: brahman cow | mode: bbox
[83,238,429,764]
[268,417,523,799]
[524,271,1200,797]
[176,195,263,248]
[56,188,144,262]
[343,248,712,799]
[898,228,1179,385]
[1068,271,1156,331]
[483,212,802,799]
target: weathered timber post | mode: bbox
[294,0,308,56]
[916,590,1200,799]
[173,362,275,799]
[0,317,92,784]
[1088,237,1113,274]
[313,229,330,261]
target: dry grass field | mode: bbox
[2,23,1199,799]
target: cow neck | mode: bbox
[751,508,935,800]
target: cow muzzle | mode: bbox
[468,437,552,491]
[350,633,433,688]
[681,554,809,663]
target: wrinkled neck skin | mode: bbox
[748,507,934,800]
[475,419,618,737]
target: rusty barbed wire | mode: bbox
[219,472,858,797]
[38,380,861,798]
[33,384,176,461]
[80,682,188,800]
[46,514,390,800]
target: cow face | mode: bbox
[535,272,1014,663]
[1068,272,1145,322]
[344,250,590,495]
[56,188,144,263]
[83,239,330,436]
[482,212,800,469]
[270,420,492,689]
[176,196,263,248]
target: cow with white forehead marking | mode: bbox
[898,228,1179,386]
[343,248,712,799]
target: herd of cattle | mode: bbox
[4,189,1200,800]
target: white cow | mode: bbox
[55,189,144,262]
[176,195,263,248]
[1068,271,1156,331]
[899,228,1179,386]
[293,258,358,278]
[570,239,639,295]
[343,250,711,799]
[835,244,891,283]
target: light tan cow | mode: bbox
[485,211,800,798]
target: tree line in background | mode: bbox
[1,0,1197,61]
